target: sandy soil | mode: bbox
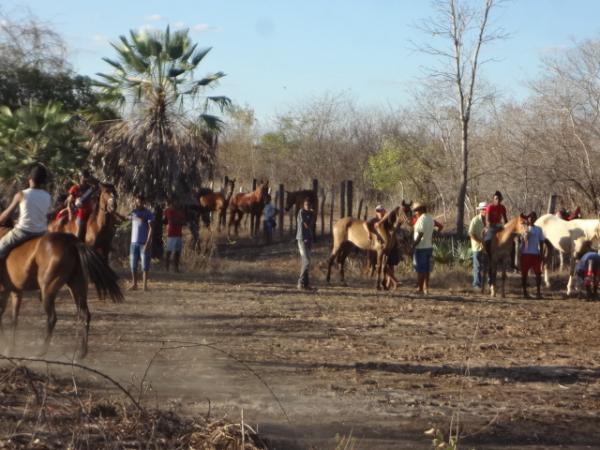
[3,238,600,449]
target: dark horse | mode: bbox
[0,229,123,359]
[228,181,269,237]
[49,183,119,261]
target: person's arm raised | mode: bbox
[0,192,22,225]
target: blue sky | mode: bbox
[6,0,600,122]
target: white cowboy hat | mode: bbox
[375,204,386,212]
[477,202,487,210]
[412,202,426,212]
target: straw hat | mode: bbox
[412,202,426,212]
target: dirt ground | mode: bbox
[3,237,600,449]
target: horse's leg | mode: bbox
[501,259,507,298]
[489,258,496,297]
[543,250,551,288]
[68,279,90,360]
[339,252,348,286]
[39,283,60,357]
[0,290,9,352]
[375,251,383,290]
[567,254,577,296]
[8,292,22,356]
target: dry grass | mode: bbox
[0,365,270,449]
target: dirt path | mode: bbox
[4,240,600,449]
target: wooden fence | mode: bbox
[210,177,370,240]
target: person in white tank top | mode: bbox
[0,165,51,258]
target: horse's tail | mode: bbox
[75,242,124,303]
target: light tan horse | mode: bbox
[0,229,123,359]
[484,217,527,297]
[534,213,600,294]
[326,207,404,290]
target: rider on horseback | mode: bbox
[0,165,51,260]
[66,169,96,240]
[483,191,508,257]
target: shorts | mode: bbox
[166,236,183,252]
[521,254,542,276]
[130,242,151,272]
[413,247,433,273]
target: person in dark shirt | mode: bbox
[296,197,316,290]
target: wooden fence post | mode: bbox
[330,185,335,235]
[250,179,258,235]
[547,194,558,214]
[278,183,284,239]
[357,198,364,221]
[320,188,326,237]
[363,205,368,220]
[223,175,229,191]
[346,180,353,218]
[312,179,319,241]
[340,181,346,218]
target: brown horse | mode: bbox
[49,183,119,260]
[228,181,269,237]
[326,207,404,290]
[199,178,236,231]
[285,190,318,213]
[0,229,123,359]
[484,216,527,297]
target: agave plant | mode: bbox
[0,101,87,189]
[89,26,231,202]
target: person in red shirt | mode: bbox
[483,191,508,256]
[66,170,96,240]
[164,199,186,272]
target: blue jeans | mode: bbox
[0,228,45,258]
[130,243,150,272]
[297,239,312,287]
[472,250,483,287]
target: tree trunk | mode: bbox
[456,123,468,237]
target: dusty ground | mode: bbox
[2,237,600,449]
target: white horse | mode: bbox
[534,214,600,294]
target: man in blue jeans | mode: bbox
[469,202,487,289]
[129,195,154,291]
[296,197,316,290]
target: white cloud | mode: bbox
[91,34,109,44]
[145,14,163,22]
[192,23,211,32]
[173,21,186,30]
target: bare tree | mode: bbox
[415,0,507,235]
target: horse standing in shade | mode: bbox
[228,181,269,237]
[49,183,119,261]
[534,214,600,294]
[199,178,236,231]
[483,216,527,298]
[0,229,123,359]
[326,207,405,290]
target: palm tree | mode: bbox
[0,101,87,191]
[89,26,231,202]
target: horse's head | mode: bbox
[99,183,118,213]
[401,200,413,220]
[258,181,270,203]
[227,178,236,195]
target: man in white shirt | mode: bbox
[263,194,278,244]
[0,165,51,258]
[412,202,434,295]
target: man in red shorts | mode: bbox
[519,212,545,298]
[66,170,96,240]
